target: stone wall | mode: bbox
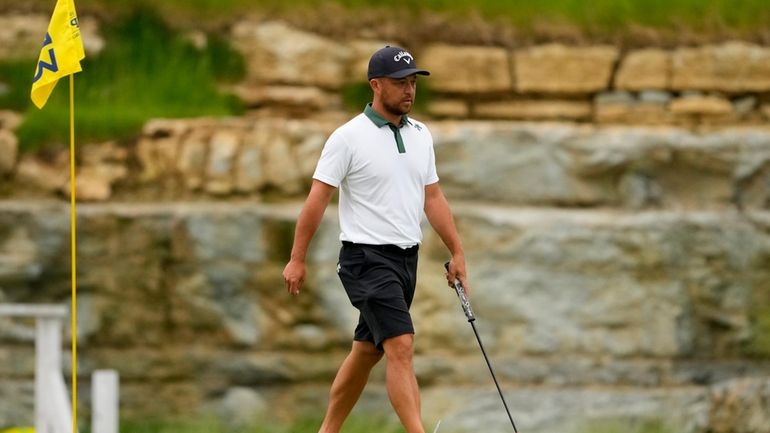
[2,117,770,432]
[2,18,770,127]
[3,19,770,202]
[1,15,770,433]
[5,117,770,209]
[0,200,769,432]
[229,21,770,125]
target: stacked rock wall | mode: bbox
[1,16,769,433]
[229,21,770,125]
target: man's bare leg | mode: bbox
[318,341,383,433]
[382,334,425,433]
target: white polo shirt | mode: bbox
[313,104,439,248]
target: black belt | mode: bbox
[342,241,419,255]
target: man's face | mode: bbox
[373,75,418,117]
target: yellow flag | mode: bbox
[31,0,85,109]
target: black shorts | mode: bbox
[337,241,419,350]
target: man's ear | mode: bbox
[369,78,380,93]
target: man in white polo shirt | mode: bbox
[283,46,469,433]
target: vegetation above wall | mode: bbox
[0,7,245,151]
[12,0,770,43]
[2,0,770,151]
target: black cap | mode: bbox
[367,46,430,80]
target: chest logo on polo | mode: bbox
[394,51,413,64]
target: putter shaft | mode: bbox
[444,262,519,433]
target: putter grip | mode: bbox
[444,262,475,322]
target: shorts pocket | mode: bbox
[338,247,368,278]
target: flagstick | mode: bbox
[69,74,78,433]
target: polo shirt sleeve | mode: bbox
[424,132,439,186]
[313,130,350,188]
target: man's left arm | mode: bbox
[424,182,470,294]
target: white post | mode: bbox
[36,317,63,433]
[0,304,72,433]
[92,370,119,433]
[52,373,74,433]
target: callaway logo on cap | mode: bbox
[368,46,430,80]
[394,51,413,64]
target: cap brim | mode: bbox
[384,68,431,79]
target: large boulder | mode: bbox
[431,121,770,209]
[231,21,351,90]
[420,44,513,93]
[514,44,619,94]
[672,42,770,93]
[615,48,671,90]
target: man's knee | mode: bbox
[382,333,414,364]
[352,341,384,363]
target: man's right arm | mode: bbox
[283,179,337,296]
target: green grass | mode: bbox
[3,6,245,151]
[109,415,676,433]
[429,0,770,34]
[18,0,770,34]
[578,418,674,433]
[0,60,33,112]
[55,0,770,35]
[108,414,400,433]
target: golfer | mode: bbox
[283,45,470,433]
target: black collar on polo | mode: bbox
[364,103,410,154]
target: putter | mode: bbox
[432,419,442,433]
[444,262,519,433]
